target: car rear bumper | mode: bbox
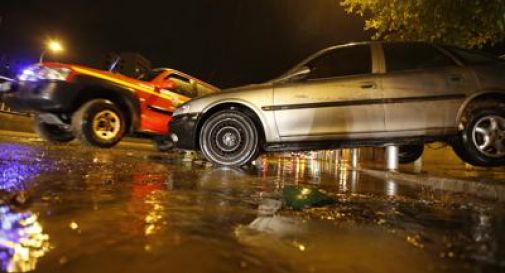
[170,113,200,150]
[2,80,80,113]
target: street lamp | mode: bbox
[39,40,64,63]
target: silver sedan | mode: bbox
[171,42,505,167]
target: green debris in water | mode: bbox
[282,186,335,210]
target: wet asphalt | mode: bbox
[0,136,504,273]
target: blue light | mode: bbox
[17,66,39,82]
[0,144,52,271]
[17,65,71,82]
[0,144,55,193]
[0,206,50,272]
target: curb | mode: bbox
[361,168,505,201]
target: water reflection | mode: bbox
[0,142,503,273]
[257,156,411,198]
[386,179,398,197]
[235,198,307,251]
[0,144,54,192]
[125,164,171,240]
[0,206,50,272]
[464,208,503,269]
[257,157,357,194]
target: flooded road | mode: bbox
[0,139,504,273]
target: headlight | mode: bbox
[173,104,191,117]
[18,65,71,82]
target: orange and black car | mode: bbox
[3,62,219,150]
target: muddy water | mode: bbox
[0,141,504,273]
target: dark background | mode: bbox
[2,0,505,88]
[0,0,370,88]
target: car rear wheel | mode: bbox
[199,110,259,166]
[72,99,126,148]
[34,114,75,143]
[398,144,424,164]
[452,103,505,166]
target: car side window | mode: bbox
[384,43,456,72]
[444,46,502,65]
[166,74,196,98]
[306,45,371,80]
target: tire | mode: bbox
[199,110,260,166]
[33,114,75,143]
[398,144,424,164]
[452,102,505,166]
[153,136,174,152]
[72,99,126,148]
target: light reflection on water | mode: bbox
[0,144,503,272]
[0,206,50,272]
[0,144,54,193]
[255,156,505,271]
[257,157,357,193]
[0,144,53,272]
[386,180,398,196]
[257,156,415,198]
[0,160,40,193]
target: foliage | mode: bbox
[340,0,505,48]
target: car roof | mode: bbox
[317,41,436,53]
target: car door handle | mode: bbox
[360,82,377,89]
[448,74,463,82]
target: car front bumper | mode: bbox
[170,113,200,150]
[2,80,81,113]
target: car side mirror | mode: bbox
[159,79,177,90]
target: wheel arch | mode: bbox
[456,90,505,128]
[195,100,267,150]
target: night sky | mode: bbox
[0,0,370,88]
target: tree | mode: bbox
[340,0,505,48]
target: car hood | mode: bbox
[197,82,273,98]
[184,82,273,112]
[224,82,273,93]
[44,62,154,89]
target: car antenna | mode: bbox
[108,56,121,72]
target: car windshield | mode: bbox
[137,69,165,81]
[444,46,503,65]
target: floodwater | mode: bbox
[0,139,504,273]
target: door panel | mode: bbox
[273,75,385,138]
[380,43,476,133]
[273,44,385,139]
[139,72,191,134]
[382,67,471,133]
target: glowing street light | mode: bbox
[39,40,64,63]
[47,40,63,52]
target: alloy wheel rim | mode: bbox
[92,110,121,140]
[215,126,242,153]
[472,115,505,158]
[210,119,246,156]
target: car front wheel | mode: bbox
[72,99,126,148]
[199,110,259,166]
[452,103,505,166]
